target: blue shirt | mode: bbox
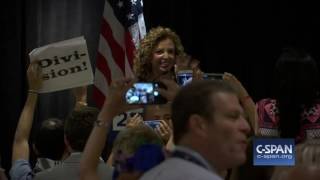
[10,160,33,180]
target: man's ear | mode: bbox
[32,143,39,156]
[188,114,208,138]
[64,135,72,153]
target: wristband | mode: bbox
[95,119,110,128]
[77,101,88,106]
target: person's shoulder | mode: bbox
[97,162,113,178]
[10,160,33,180]
[140,158,222,180]
[257,98,276,106]
[256,98,280,136]
[300,99,320,126]
[97,162,113,170]
[33,166,59,180]
[311,99,320,106]
[34,164,81,180]
[33,161,74,180]
[140,159,179,180]
[10,159,31,170]
[256,98,278,120]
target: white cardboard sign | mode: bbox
[29,36,93,93]
[112,108,144,131]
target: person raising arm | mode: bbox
[11,62,42,180]
[80,78,136,180]
[223,73,258,134]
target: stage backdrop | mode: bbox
[2,0,320,173]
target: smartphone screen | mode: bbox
[144,120,161,129]
[125,83,167,104]
[176,70,193,86]
[203,73,223,80]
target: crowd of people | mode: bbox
[2,26,320,180]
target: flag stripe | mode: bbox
[137,14,147,42]
[103,0,125,48]
[124,54,134,78]
[125,31,135,71]
[93,85,106,108]
[98,36,124,79]
[94,69,109,96]
[93,0,146,108]
[96,52,112,84]
[93,69,109,107]
[100,19,126,75]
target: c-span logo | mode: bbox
[253,138,295,166]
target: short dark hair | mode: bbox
[34,118,65,160]
[64,106,99,151]
[171,80,236,143]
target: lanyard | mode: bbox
[172,150,232,180]
[171,150,209,170]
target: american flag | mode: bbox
[93,0,146,108]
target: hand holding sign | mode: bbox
[27,61,43,92]
[29,36,93,93]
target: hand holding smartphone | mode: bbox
[144,120,161,129]
[125,82,167,104]
[176,70,224,86]
[176,70,193,86]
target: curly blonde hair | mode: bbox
[133,26,185,81]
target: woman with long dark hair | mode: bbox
[257,48,320,142]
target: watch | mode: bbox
[94,119,110,127]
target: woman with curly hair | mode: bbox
[133,26,185,81]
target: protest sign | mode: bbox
[29,36,93,93]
